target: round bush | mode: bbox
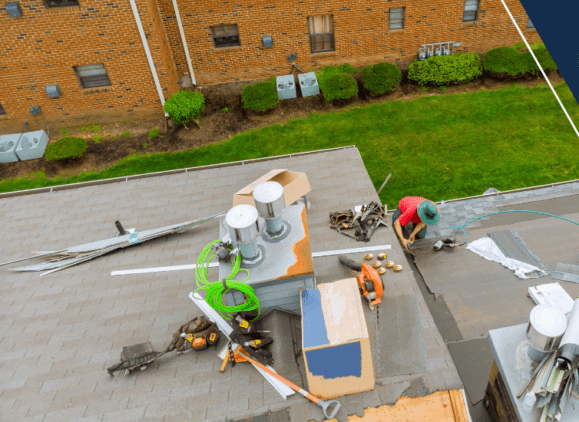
[361,62,402,95]
[45,137,88,162]
[482,46,536,78]
[163,90,205,125]
[241,79,280,112]
[408,53,482,86]
[321,73,359,102]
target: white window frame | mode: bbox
[210,24,241,49]
[308,15,335,54]
[74,63,112,89]
[463,0,479,22]
[389,8,405,30]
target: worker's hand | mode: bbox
[408,234,416,243]
[402,238,411,251]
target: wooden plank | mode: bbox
[486,361,520,422]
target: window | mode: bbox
[389,8,405,30]
[210,24,241,49]
[308,15,334,53]
[74,64,111,89]
[527,18,534,28]
[0,103,5,115]
[463,0,479,22]
[44,0,80,8]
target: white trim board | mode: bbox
[111,244,391,276]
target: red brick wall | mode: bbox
[0,0,179,132]
[157,0,542,85]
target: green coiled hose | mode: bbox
[194,239,260,321]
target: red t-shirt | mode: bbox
[397,196,426,226]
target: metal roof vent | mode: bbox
[225,204,262,262]
[253,181,288,239]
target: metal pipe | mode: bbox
[128,0,169,117]
[115,221,127,236]
[171,0,196,85]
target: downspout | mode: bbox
[128,0,169,117]
[171,0,196,85]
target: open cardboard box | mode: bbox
[233,169,311,208]
[300,278,375,400]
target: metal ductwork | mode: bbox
[253,182,286,236]
[225,204,261,260]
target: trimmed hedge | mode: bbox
[408,53,483,86]
[45,137,88,162]
[316,64,359,102]
[163,90,205,125]
[530,45,557,71]
[321,73,359,102]
[242,76,280,112]
[482,46,536,78]
[361,62,402,95]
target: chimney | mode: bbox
[225,204,261,260]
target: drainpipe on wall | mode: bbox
[128,0,169,118]
[171,0,196,86]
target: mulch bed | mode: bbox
[0,68,564,182]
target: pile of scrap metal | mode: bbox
[0,212,224,276]
[329,201,388,242]
[518,300,579,421]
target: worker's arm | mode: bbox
[393,219,411,251]
[408,222,427,243]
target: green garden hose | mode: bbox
[452,210,579,245]
[194,240,261,321]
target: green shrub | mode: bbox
[409,53,482,86]
[163,90,205,125]
[148,128,161,139]
[241,78,280,112]
[361,62,402,95]
[482,46,535,77]
[93,134,103,144]
[316,64,359,101]
[316,64,357,92]
[321,73,359,102]
[45,137,88,162]
[530,45,557,71]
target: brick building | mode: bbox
[0,0,541,132]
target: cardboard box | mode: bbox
[233,169,311,208]
[300,278,375,400]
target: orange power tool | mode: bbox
[338,254,384,310]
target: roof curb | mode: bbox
[0,145,357,199]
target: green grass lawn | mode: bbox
[2,82,579,209]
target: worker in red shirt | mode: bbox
[392,197,440,251]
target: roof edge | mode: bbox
[0,145,357,199]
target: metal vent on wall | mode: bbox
[5,2,23,18]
